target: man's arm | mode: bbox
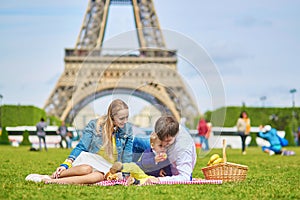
[158,150,195,181]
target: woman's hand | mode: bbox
[52,166,66,179]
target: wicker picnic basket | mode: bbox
[201,139,248,182]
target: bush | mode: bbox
[0,127,10,145]
[20,130,32,146]
[248,132,258,146]
[285,125,296,146]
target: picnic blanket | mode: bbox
[44,179,222,186]
[26,173,222,186]
[94,179,222,186]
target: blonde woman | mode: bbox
[26,99,133,184]
[236,111,251,155]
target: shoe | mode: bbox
[25,174,51,183]
[282,150,296,156]
[126,176,140,185]
[242,151,246,155]
[269,150,275,156]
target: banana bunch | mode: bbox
[207,154,224,166]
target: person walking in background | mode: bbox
[298,127,300,146]
[207,121,212,144]
[197,118,210,151]
[236,111,251,155]
[66,131,73,149]
[36,118,47,151]
[57,121,68,149]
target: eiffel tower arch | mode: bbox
[44,0,199,125]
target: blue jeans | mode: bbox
[238,132,248,152]
[59,136,68,149]
[67,137,72,149]
[38,135,47,151]
[132,134,150,162]
[200,136,209,151]
[262,145,282,154]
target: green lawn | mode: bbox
[0,145,299,200]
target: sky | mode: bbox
[1,0,300,118]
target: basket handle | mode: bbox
[222,139,227,163]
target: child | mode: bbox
[107,132,172,185]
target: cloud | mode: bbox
[1,0,300,114]
[235,16,273,27]
[209,40,251,64]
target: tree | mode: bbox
[285,125,296,146]
[20,130,32,146]
[0,127,10,145]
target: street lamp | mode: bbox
[0,94,2,128]
[290,88,296,108]
[289,89,297,136]
[260,96,267,107]
[0,94,3,106]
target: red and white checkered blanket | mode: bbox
[94,179,222,186]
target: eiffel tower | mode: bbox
[44,0,198,125]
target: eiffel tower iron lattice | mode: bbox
[44,0,199,125]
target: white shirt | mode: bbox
[158,125,197,181]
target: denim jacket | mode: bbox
[68,119,133,163]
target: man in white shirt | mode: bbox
[132,115,197,182]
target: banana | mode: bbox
[212,157,224,165]
[207,160,212,166]
[209,154,220,163]
[207,154,220,166]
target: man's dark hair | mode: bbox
[155,115,179,141]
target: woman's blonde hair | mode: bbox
[96,99,128,158]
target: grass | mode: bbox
[0,146,300,200]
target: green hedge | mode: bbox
[47,115,61,126]
[202,106,299,130]
[197,106,299,146]
[0,105,46,127]
[0,105,60,127]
